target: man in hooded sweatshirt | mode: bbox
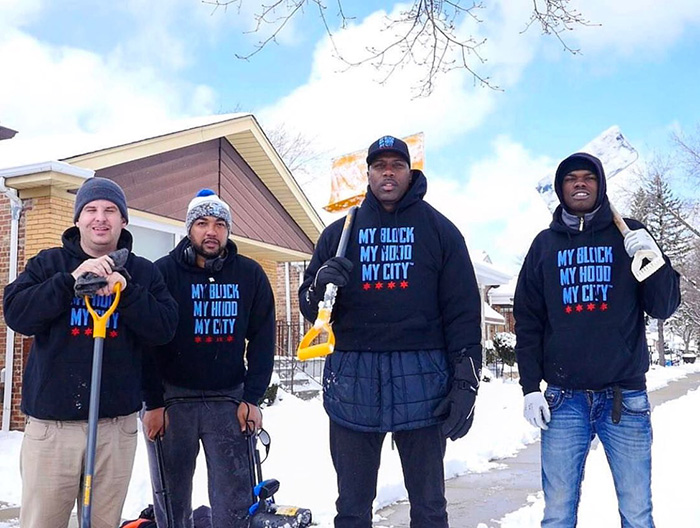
[3,177,178,528]
[299,136,482,528]
[514,152,681,527]
[141,189,275,528]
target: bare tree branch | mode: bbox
[523,0,596,54]
[672,126,700,187]
[202,0,593,96]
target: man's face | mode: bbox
[75,199,126,256]
[367,153,412,212]
[561,170,598,216]
[189,216,229,259]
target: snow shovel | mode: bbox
[297,206,357,361]
[610,203,665,281]
[81,283,122,528]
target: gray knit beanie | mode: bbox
[74,178,129,223]
[185,189,232,234]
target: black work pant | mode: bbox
[329,420,448,528]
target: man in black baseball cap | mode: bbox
[300,134,482,527]
[366,135,411,167]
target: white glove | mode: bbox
[623,228,661,259]
[524,392,551,430]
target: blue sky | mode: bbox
[1,0,699,273]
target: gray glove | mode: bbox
[74,248,131,297]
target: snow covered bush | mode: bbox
[493,332,517,367]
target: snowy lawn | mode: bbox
[1,363,699,527]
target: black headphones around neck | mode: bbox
[183,241,227,273]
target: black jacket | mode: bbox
[300,170,482,359]
[514,153,681,394]
[299,171,482,432]
[3,227,178,420]
[142,237,275,408]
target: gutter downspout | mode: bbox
[1,178,22,432]
[284,262,292,356]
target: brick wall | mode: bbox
[25,195,74,256]
[0,194,74,430]
[0,194,31,430]
[0,194,12,428]
[272,261,308,326]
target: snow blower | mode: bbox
[297,205,358,361]
[246,428,312,528]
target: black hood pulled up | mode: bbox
[554,152,607,214]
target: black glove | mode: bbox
[434,354,479,441]
[309,256,353,301]
[74,248,131,297]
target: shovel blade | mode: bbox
[631,250,665,282]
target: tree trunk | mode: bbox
[657,319,666,367]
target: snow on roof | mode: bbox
[484,303,506,325]
[473,253,512,287]
[489,276,518,305]
[0,113,250,170]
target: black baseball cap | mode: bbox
[366,135,411,166]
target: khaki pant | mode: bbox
[20,413,138,528]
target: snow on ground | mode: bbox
[1,363,699,528]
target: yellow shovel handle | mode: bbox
[297,307,335,361]
[85,282,122,339]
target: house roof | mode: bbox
[0,114,325,260]
[473,258,512,287]
[484,303,506,325]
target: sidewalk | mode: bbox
[376,371,700,528]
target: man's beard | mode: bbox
[192,238,224,259]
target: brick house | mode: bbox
[0,114,324,431]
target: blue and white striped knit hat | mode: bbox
[185,189,232,234]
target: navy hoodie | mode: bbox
[142,237,275,408]
[3,227,178,420]
[299,170,482,362]
[514,153,681,394]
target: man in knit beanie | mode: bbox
[4,177,177,528]
[74,177,130,223]
[142,188,275,527]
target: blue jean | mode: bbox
[329,420,447,528]
[541,386,654,528]
[144,384,251,528]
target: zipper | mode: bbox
[579,216,584,231]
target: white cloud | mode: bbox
[0,0,43,30]
[0,6,217,148]
[567,0,700,58]
[428,137,553,271]
[258,6,512,159]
